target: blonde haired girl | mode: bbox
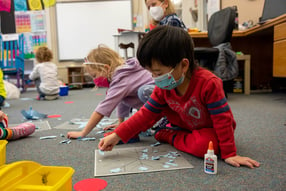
[67,45,154,140]
[84,45,124,81]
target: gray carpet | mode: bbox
[2,88,286,191]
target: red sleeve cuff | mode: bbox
[114,122,139,143]
[114,128,129,143]
[220,143,237,159]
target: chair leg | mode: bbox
[21,76,26,92]
[20,70,25,92]
[119,43,135,59]
[16,72,20,88]
[124,50,128,60]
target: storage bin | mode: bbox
[0,161,75,191]
[0,140,7,166]
[59,86,69,96]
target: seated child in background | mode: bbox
[0,111,35,140]
[0,69,6,107]
[99,26,260,169]
[29,46,60,100]
[67,45,154,140]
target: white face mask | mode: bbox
[149,3,164,21]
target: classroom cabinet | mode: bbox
[273,22,286,77]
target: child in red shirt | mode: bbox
[99,26,260,168]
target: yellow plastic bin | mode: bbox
[0,161,75,191]
[0,140,7,166]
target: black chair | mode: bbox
[194,7,238,95]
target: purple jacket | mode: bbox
[95,58,154,118]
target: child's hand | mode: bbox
[67,131,85,139]
[224,155,260,168]
[103,123,119,131]
[98,133,121,151]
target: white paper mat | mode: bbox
[94,143,193,177]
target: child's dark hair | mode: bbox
[137,25,196,73]
[35,46,53,63]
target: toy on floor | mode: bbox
[21,106,47,120]
[0,111,35,140]
[74,178,107,191]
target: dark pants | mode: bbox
[34,78,46,98]
[0,95,5,107]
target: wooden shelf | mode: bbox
[66,66,84,89]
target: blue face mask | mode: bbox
[154,69,184,90]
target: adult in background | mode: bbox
[145,0,187,30]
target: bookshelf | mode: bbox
[67,66,84,89]
[66,66,94,89]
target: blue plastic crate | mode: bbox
[59,86,69,96]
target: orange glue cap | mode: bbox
[208,141,214,150]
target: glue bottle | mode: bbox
[204,141,217,174]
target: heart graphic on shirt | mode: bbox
[188,107,200,119]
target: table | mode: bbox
[190,14,286,90]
